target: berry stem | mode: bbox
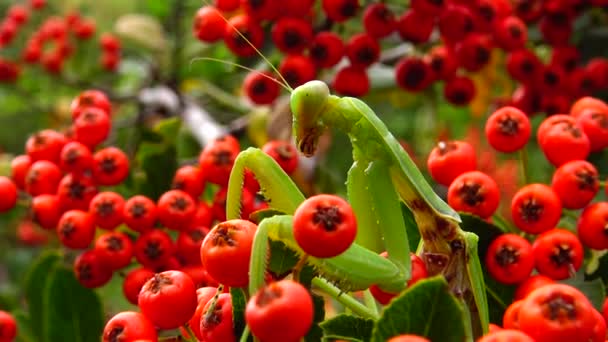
[239,325,251,342]
[312,277,379,319]
[518,147,530,185]
[182,325,198,342]
[292,254,309,282]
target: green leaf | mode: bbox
[23,251,61,341]
[176,127,202,160]
[305,293,325,342]
[11,310,36,342]
[459,213,503,260]
[401,203,420,252]
[42,266,104,342]
[371,276,466,342]
[154,117,182,144]
[320,314,374,342]
[135,142,178,199]
[267,240,299,276]
[230,287,249,341]
[561,269,606,311]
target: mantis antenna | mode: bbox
[196,0,294,93]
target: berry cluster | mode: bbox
[0,1,121,82]
[193,0,608,110]
[426,96,608,341]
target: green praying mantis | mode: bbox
[222,80,489,341]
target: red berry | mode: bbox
[193,6,226,43]
[532,229,584,280]
[396,9,435,44]
[25,129,67,163]
[447,171,500,219]
[242,0,278,20]
[177,226,210,265]
[56,173,98,212]
[363,3,396,39]
[138,270,198,330]
[539,120,590,167]
[278,55,316,88]
[100,33,121,52]
[198,139,239,187]
[10,154,31,189]
[477,330,534,342]
[395,57,433,92]
[71,89,112,119]
[271,17,313,55]
[134,229,175,269]
[243,71,280,105]
[246,280,314,342]
[74,19,96,39]
[123,195,158,232]
[332,65,369,97]
[454,34,493,72]
[157,190,196,231]
[485,234,534,284]
[31,194,61,230]
[369,252,427,304]
[59,141,94,175]
[425,46,458,81]
[444,75,476,106]
[74,249,113,288]
[57,210,96,249]
[102,311,158,342]
[411,0,443,16]
[261,140,299,174]
[494,16,527,51]
[200,293,236,342]
[322,0,359,22]
[485,106,531,153]
[73,107,111,148]
[172,165,205,200]
[575,107,608,152]
[25,160,62,196]
[122,267,155,305]
[0,176,18,213]
[551,160,598,210]
[576,202,608,250]
[506,49,542,86]
[514,275,554,301]
[308,32,344,69]
[90,192,125,230]
[223,15,264,57]
[427,140,477,187]
[0,311,17,342]
[510,184,562,234]
[92,147,130,186]
[438,5,476,43]
[215,0,240,11]
[293,194,357,258]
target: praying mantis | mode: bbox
[223,79,490,340]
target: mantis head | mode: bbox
[290,80,330,157]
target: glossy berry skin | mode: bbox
[201,219,257,287]
[262,140,299,174]
[447,171,500,219]
[123,195,157,232]
[363,3,396,39]
[223,15,264,57]
[193,6,226,43]
[575,107,608,152]
[369,253,427,305]
[74,249,113,288]
[444,76,476,106]
[172,165,205,200]
[485,234,534,285]
[122,267,155,305]
[322,0,359,22]
[485,107,531,153]
[70,89,111,119]
[31,194,61,230]
[477,329,534,342]
[438,5,475,43]
[510,184,562,234]
[332,66,369,97]
[518,284,595,342]
[345,33,380,69]
[539,121,590,167]
[271,17,313,55]
[0,310,17,342]
[56,174,98,212]
[396,9,434,44]
[200,293,235,342]
[427,140,476,187]
[395,57,432,92]
[532,229,584,280]
[10,154,31,189]
[57,210,96,249]
[89,192,125,230]
[94,231,133,270]
[387,336,430,342]
[425,46,458,81]
[25,129,67,163]
[138,270,198,330]
[503,300,523,330]
[293,194,357,258]
[59,141,93,175]
[570,97,608,118]
[506,49,542,85]
[102,311,158,342]
[185,287,217,341]
[279,55,316,88]
[25,160,62,196]
[246,280,314,342]
[454,34,493,72]
[134,229,175,269]
[494,16,528,51]
[176,226,209,265]
[577,202,608,250]
[92,147,130,186]
[73,107,111,148]
[309,32,344,68]
[514,275,555,301]
[0,177,17,213]
[212,187,255,222]
[157,190,196,231]
[243,71,280,105]
[551,160,599,210]
[198,139,239,187]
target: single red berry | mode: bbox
[575,107,608,152]
[532,229,584,280]
[514,275,555,301]
[73,107,111,148]
[427,140,477,187]
[59,141,94,175]
[485,234,534,284]
[0,310,17,342]
[243,71,280,105]
[186,287,218,341]
[246,280,314,342]
[211,187,256,222]
[551,45,580,74]
[8,5,30,24]
[278,55,316,88]
[332,65,369,97]
[539,121,590,167]
[100,33,121,52]
[191,201,214,230]
[369,252,428,304]
[123,195,158,232]
[57,173,98,212]
[0,176,18,213]
[73,19,96,39]
[503,299,524,330]
[477,330,534,342]
[177,226,210,265]
[25,129,67,164]
[411,0,443,16]
[395,57,433,92]
[576,202,608,250]
[102,311,158,342]
[454,33,493,72]
[363,3,396,38]
[539,63,567,94]
[510,184,562,234]
[485,106,531,153]
[424,46,458,81]
[122,267,155,305]
[200,293,236,342]
[539,11,573,46]
[585,58,608,90]
[570,97,608,118]
[322,0,359,22]
[134,229,175,269]
[25,160,62,196]
[308,32,344,69]
[57,210,96,249]
[511,85,540,115]
[506,49,543,85]
[138,270,198,330]
[271,17,313,55]
[180,264,218,288]
[345,33,380,69]
[10,154,31,189]
[223,15,264,57]
[199,139,239,187]
[172,165,205,200]
[261,140,299,174]
[100,51,120,72]
[74,249,113,288]
[494,16,527,51]
[70,89,112,119]
[513,0,543,22]
[92,147,130,186]
[94,231,133,270]
[396,9,435,44]
[214,0,240,11]
[387,335,431,342]
[193,6,226,43]
[438,5,476,43]
[200,219,257,287]
[551,160,598,210]
[242,0,278,20]
[444,76,476,106]
[447,171,500,219]
[31,194,61,230]
[157,190,196,231]
[284,0,315,17]
[89,191,125,230]
[293,194,357,258]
